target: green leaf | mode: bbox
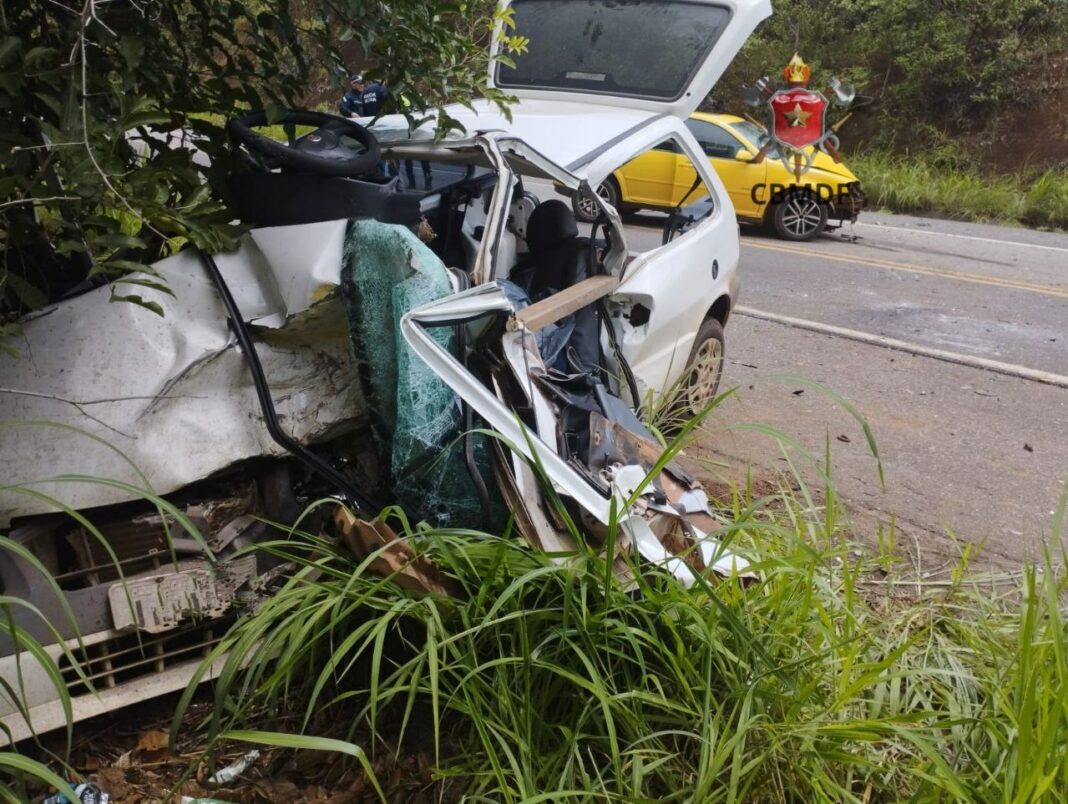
[5,273,47,309]
[0,753,81,804]
[117,36,145,70]
[22,46,57,68]
[113,276,176,297]
[123,110,173,128]
[0,38,20,68]
[108,293,165,317]
[222,730,384,802]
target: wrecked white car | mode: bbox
[0,0,770,743]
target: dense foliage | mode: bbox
[711,0,1068,159]
[0,0,523,331]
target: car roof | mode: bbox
[691,111,747,126]
[369,98,667,175]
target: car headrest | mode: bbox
[526,200,579,254]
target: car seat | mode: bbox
[510,199,600,373]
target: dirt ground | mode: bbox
[25,689,446,804]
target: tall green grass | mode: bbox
[850,151,1068,230]
[181,478,1068,801]
[2,423,1065,801]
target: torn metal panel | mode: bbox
[249,220,349,325]
[0,221,363,526]
[401,282,752,586]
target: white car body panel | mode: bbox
[0,221,363,525]
[605,120,741,396]
[376,100,662,179]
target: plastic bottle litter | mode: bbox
[204,748,260,787]
[42,782,110,804]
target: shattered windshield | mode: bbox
[497,0,732,101]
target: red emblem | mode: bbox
[769,88,828,150]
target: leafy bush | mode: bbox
[710,0,1068,157]
[0,0,524,322]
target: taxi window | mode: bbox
[684,119,743,159]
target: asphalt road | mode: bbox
[615,209,1067,569]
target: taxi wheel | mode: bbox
[572,177,620,223]
[771,191,829,241]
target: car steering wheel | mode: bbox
[227,110,381,177]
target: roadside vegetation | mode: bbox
[5,411,1066,801]
[710,0,1068,229]
[172,452,1068,801]
[850,152,1068,229]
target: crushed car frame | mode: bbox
[0,0,771,743]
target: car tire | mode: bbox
[572,176,621,223]
[771,191,829,241]
[660,318,725,433]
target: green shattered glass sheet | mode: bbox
[342,220,483,526]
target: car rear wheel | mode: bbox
[573,177,620,223]
[660,318,726,433]
[771,191,829,241]
[683,318,726,417]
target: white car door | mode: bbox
[608,128,740,399]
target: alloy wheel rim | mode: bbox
[687,337,723,414]
[577,182,613,218]
[781,196,823,237]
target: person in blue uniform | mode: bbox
[339,74,365,118]
[359,79,389,116]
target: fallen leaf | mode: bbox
[137,729,171,754]
[792,389,804,396]
[78,755,101,771]
[255,776,301,800]
[97,766,131,800]
[836,434,851,443]
[1024,443,1034,453]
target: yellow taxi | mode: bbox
[574,112,865,241]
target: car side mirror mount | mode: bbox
[735,148,755,162]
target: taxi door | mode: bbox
[615,142,683,207]
[684,118,767,219]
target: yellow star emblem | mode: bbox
[784,103,812,127]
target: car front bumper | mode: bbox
[831,182,867,221]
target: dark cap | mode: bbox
[349,73,364,83]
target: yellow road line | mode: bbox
[741,239,1068,300]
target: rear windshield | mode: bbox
[497,0,732,101]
